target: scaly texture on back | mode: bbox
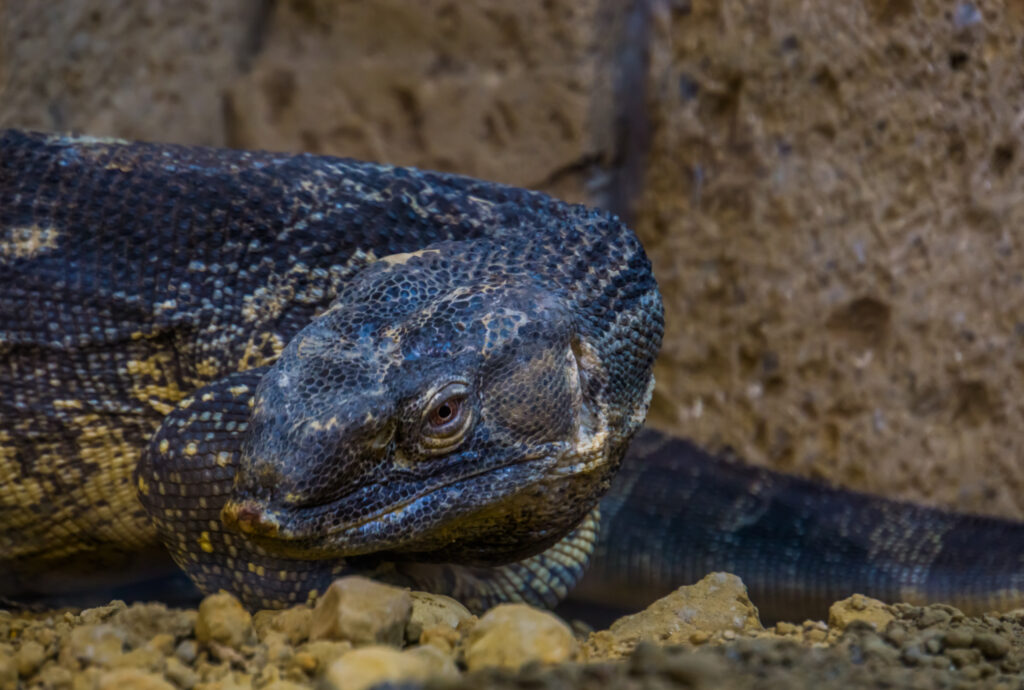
[0,130,662,607]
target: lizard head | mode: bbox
[221,242,627,564]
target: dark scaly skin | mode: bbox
[588,430,1024,623]
[2,129,1023,621]
[0,129,660,611]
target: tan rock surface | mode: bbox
[252,606,312,646]
[0,2,254,145]
[194,592,254,650]
[322,644,457,690]
[639,0,1024,523]
[222,1,612,202]
[463,603,578,671]
[63,624,126,667]
[828,594,895,635]
[294,639,352,675]
[309,576,412,647]
[586,572,763,660]
[406,591,473,644]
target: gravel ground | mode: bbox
[2,574,1022,689]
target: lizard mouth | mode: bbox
[221,442,572,559]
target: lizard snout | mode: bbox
[222,500,281,537]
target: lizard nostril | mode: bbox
[222,501,280,537]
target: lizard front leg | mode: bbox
[135,369,349,608]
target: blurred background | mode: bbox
[2,1,1023,523]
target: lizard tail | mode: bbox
[582,429,1024,623]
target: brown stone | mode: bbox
[463,604,577,671]
[585,573,763,660]
[63,624,126,667]
[828,594,895,633]
[406,592,472,644]
[322,644,456,690]
[253,606,312,646]
[0,652,14,690]
[15,640,46,677]
[295,640,353,672]
[310,577,412,647]
[194,592,254,649]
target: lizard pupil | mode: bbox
[431,399,459,426]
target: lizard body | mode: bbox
[1,129,661,612]
[1,129,1022,622]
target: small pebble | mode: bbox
[946,647,978,668]
[36,664,72,689]
[322,645,452,690]
[464,604,577,671]
[292,651,318,674]
[253,606,312,645]
[973,632,1010,659]
[659,652,729,685]
[194,592,254,649]
[15,640,46,677]
[174,639,198,664]
[628,641,666,675]
[0,654,15,690]
[297,640,352,671]
[146,633,175,656]
[901,645,927,666]
[406,592,472,644]
[918,608,951,628]
[310,577,412,647]
[164,656,198,690]
[420,624,460,654]
[805,628,827,643]
[944,628,974,648]
[884,622,908,645]
[65,624,125,666]
[961,664,982,681]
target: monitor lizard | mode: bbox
[1,129,1022,623]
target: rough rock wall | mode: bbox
[2,0,1022,520]
[640,0,1024,521]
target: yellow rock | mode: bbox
[195,592,254,649]
[310,577,412,647]
[828,594,895,633]
[253,605,312,645]
[406,592,472,644]
[464,603,577,671]
[322,644,457,690]
[585,572,763,660]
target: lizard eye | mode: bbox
[430,397,462,428]
[421,383,472,451]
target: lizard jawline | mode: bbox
[221,443,572,560]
